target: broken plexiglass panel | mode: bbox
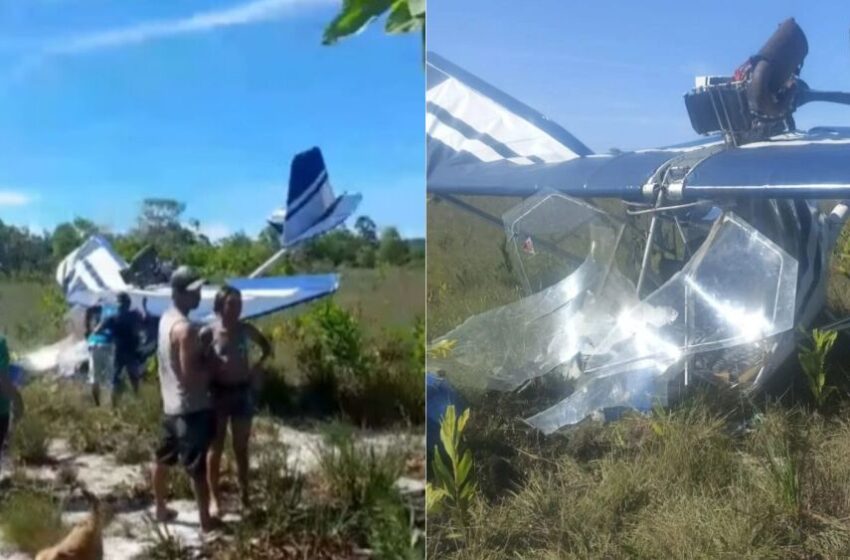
[429,194,636,391]
[502,191,619,294]
[527,212,798,434]
[583,212,797,378]
[429,191,798,434]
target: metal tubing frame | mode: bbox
[636,188,665,296]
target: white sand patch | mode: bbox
[62,500,241,559]
[18,439,147,496]
[2,423,423,559]
[395,476,426,495]
[259,419,425,475]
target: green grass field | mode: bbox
[427,195,524,338]
[0,265,424,355]
[258,265,425,334]
[0,265,425,557]
[427,196,850,559]
[0,282,63,350]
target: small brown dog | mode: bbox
[35,489,104,560]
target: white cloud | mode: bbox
[45,0,336,55]
[0,190,32,206]
[0,0,335,92]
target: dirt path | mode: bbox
[0,421,425,559]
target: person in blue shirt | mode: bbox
[92,292,146,406]
[86,301,114,407]
[0,336,24,464]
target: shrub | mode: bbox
[11,411,50,464]
[367,492,423,560]
[429,406,475,530]
[292,301,424,426]
[0,490,66,555]
[143,518,193,560]
[255,363,296,416]
[294,301,367,405]
[798,328,839,409]
[315,422,418,559]
[316,422,405,511]
[57,375,160,462]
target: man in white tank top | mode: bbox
[151,266,220,532]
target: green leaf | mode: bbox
[426,483,448,513]
[407,0,426,17]
[385,0,423,35]
[440,405,458,462]
[457,449,473,486]
[457,407,471,434]
[428,338,456,359]
[432,447,454,493]
[323,0,394,45]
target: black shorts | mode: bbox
[0,414,8,460]
[155,409,216,477]
[212,382,255,420]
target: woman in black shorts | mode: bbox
[202,285,271,516]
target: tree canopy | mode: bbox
[0,198,423,281]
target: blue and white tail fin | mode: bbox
[269,147,362,248]
[426,52,593,174]
[55,235,129,301]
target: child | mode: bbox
[202,285,271,516]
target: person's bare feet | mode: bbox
[201,516,224,533]
[210,498,222,519]
[155,507,178,523]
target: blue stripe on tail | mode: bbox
[287,147,327,208]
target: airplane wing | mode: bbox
[56,234,130,295]
[427,53,850,201]
[426,51,712,199]
[21,274,339,375]
[58,234,339,322]
[22,230,340,374]
[678,127,850,199]
[66,274,339,323]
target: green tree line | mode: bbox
[0,198,424,281]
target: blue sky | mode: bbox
[0,0,424,240]
[429,0,850,152]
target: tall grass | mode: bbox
[279,300,424,426]
[10,411,50,464]
[207,432,422,559]
[0,489,66,555]
[316,422,406,511]
[316,422,420,559]
[428,395,850,559]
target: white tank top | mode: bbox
[157,307,211,415]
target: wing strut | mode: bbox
[249,248,288,279]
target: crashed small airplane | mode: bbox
[427,18,850,434]
[18,146,361,377]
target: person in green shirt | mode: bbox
[0,336,24,464]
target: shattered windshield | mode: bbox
[429,192,635,391]
[430,192,799,433]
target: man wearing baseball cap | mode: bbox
[91,291,145,407]
[151,265,220,532]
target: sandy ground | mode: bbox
[0,422,425,559]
